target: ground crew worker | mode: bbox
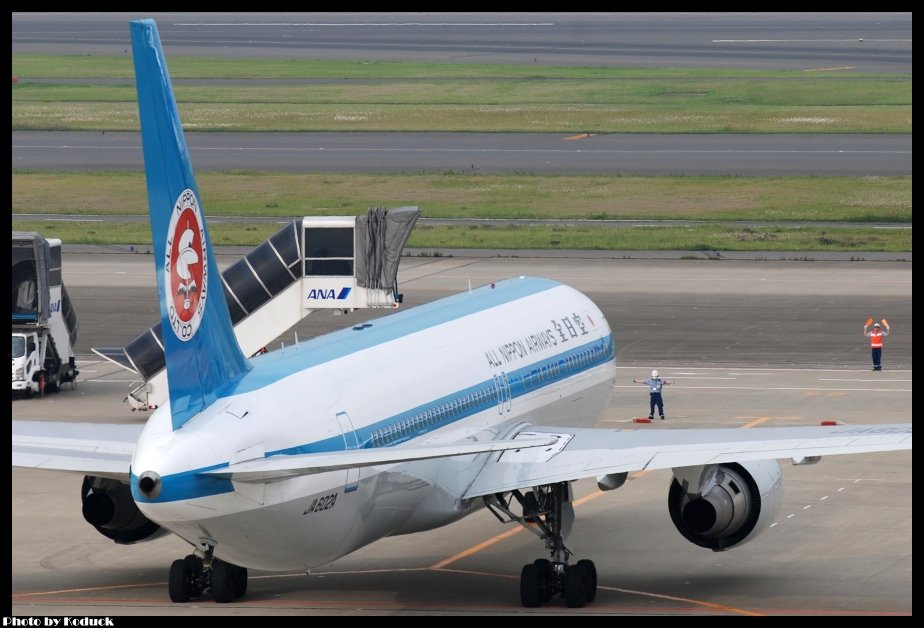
[633,369,674,420]
[864,318,890,371]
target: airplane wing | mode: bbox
[12,420,143,480]
[462,423,912,499]
[204,435,558,483]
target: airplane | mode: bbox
[11,19,912,609]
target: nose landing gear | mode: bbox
[168,545,248,603]
[485,482,597,608]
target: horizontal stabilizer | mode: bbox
[203,435,559,483]
[12,420,143,480]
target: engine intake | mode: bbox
[668,460,783,551]
[81,476,165,544]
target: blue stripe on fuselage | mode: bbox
[133,333,615,504]
[225,277,561,396]
[222,277,561,397]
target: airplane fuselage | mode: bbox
[131,278,617,570]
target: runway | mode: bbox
[12,12,912,72]
[12,132,913,176]
[11,253,912,615]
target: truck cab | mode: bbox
[11,331,41,397]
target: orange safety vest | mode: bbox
[869,331,884,348]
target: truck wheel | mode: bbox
[47,380,60,393]
[25,387,33,399]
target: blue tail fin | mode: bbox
[131,20,250,430]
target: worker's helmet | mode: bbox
[651,369,659,378]
[874,323,881,328]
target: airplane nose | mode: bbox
[137,471,162,499]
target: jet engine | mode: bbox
[668,460,783,551]
[81,476,166,544]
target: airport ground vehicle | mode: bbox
[11,232,78,397]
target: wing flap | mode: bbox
[203,435,558,483]
[12,420,142,480]
[463,424,911,499]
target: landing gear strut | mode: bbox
[485,482,597,608]
[168,545,248,603]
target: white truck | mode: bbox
[12,232,79,397]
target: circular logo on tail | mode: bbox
[165,189,208,341]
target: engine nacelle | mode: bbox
[668,460,783,551]
[81,476,166,544]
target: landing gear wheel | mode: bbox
[484,482,597,608]
[577,558,597,602]
[564,563,587,608]
[168,559,191,603]
[211,559,236,603]
[233,565,248,598]
[533,558,552,601]
[520,563,543,608]
[184,554,204,597]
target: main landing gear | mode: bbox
[485,482,597,608]
[168,545,248,603]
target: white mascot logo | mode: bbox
[165,189,208,341]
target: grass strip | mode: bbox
[13,56,911,133]
[12,221,910,252]
[13,172,912,223]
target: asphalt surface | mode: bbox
[11,254,912,615]
[58,253,913,369]
[12,12,912,72]
[12,131,913,176]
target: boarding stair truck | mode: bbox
[12,232,79,397]
[93,206,420,410]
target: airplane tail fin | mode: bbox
[130,20,250,430]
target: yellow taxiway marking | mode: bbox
[434,568,763,614]
[740,417,772,429]
[598,585,765,616]
[430,471,650,570]
[14,581,165,596]
[429,526,526,570]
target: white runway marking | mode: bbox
[14,144,912,156]
[821,496,829,501]
[803,504,812,510]
[787,514,795,519]
[174,22,556,27]
[617,366,912,373]
[819,378,911,382]
[713,38,911,43]
[614,385,911,392]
